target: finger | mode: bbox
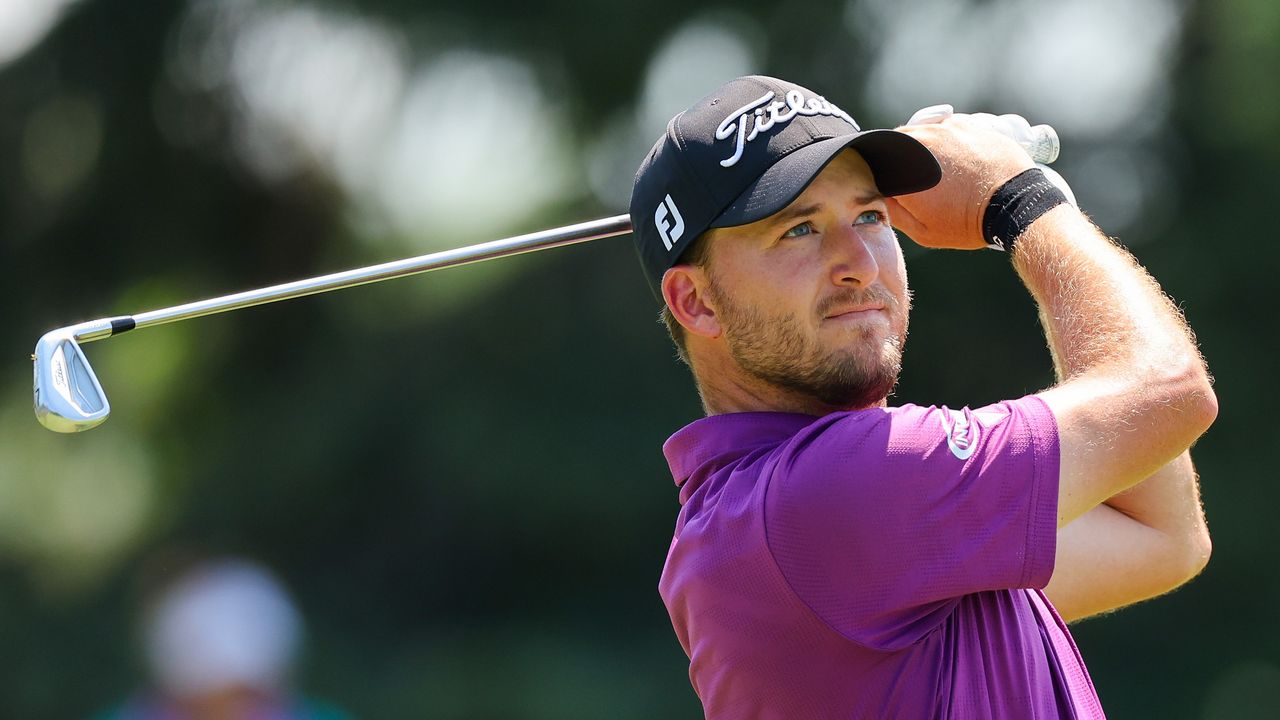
[998,113,1035,150]
[999,113,1032,136]
[968,112,1013,137]
[885,196,925,238]
[905,103,954,126]
[933,112,985,131]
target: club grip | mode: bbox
[1026,124,1060,165]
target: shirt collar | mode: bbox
[663,412,818,489]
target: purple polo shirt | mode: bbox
[659,397,1105,719]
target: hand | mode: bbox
[886,115,1035,250]
[912,107,1054,163]
[910,107,1078,208]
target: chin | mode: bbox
[810,362,899,410]
[814,343,902,410]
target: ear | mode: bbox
[662,265,722,339]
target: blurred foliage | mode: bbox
[1,0,1276,718]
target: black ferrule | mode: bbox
[109,317,136,335]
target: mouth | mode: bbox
[824,305,886,322]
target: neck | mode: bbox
[692,353,885,417]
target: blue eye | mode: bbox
[855,210,884,225]
[781,222,814,239]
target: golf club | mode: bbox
[33,122,1062,433]
[33,214,633,432]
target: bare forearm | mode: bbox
[1023,203,1214,617]
[1014,206,1216,520]
[1013,205,1204,383]
[1104,452,1206,543]
[1047,452,1210,622]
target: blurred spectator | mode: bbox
[96,559,350,720]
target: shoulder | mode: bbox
[789,398,1054,456]
[766,398,1057,508]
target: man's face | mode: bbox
[702,149,910,410]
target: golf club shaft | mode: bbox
[69,214,633,344]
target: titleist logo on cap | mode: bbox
[715,90,860,168]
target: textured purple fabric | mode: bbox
[659,397,1104,719]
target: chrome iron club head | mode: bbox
[33,321,115,432]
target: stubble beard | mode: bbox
[708,281,909,410]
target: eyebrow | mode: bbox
[768,192,885,227]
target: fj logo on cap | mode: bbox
[715,90,860,168]
[655,194,685,251]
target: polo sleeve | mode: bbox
[763,397,1060,651]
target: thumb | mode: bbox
[885,196,925,239]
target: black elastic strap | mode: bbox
[110,316,136,335]
[982,168,1068,253]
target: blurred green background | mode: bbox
[1,0,1276,717]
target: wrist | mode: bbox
[982,168,1070,252]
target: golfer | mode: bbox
[630,75,1216,718]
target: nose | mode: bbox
[827,223,880,288]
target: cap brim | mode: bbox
[710,129,941,229]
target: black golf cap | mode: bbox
[630,75,942,298]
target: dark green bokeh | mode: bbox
[1,0,1276,718]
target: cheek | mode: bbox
[708,254,797,323]
[723,249,813,300]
